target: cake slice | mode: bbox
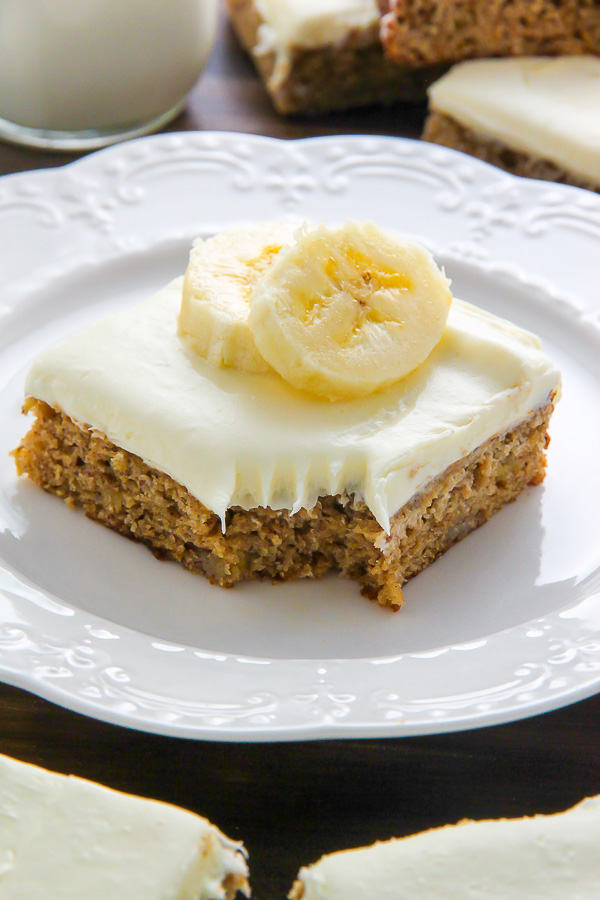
[423,56,600,192]
[380,0,600,67]
[225,0,443,114]
[290,797,600,899]
[13,218,560,610]
[0,753,249,899]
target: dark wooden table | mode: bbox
[1,11,598,898]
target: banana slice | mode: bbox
[248,221,453,401]
[179,221,299,373]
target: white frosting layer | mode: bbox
[25,278,559,534]
[254,0,379,55]
[297,797,600,900]
[428,56,600,185]
[0,753,248,899]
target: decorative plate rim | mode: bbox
[1,131,599,741]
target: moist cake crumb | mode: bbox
[225,0,444,114]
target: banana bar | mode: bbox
[289,796,600,899]
[380,0,600,68]
[13,222,560,610]
[224,0,443,114]
[423,56,600,193]
[0,752,249,899]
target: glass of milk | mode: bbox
[0,0,217,150]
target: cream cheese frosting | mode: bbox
[428,56,600,186]
[24,277,559,534]
[294,797,600,900]
[254,0,379,51]
[0,753,249,899]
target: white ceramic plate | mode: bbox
[1,133,599,741]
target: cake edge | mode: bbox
[12,394,556,610]
[423,111,600,193]
[225,0,443,114]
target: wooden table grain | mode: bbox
[1,11,599,898]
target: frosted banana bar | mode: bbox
[224,0,442,114]
[0,753,249,899]
[14,221,560,609]
[291,797,600,900]
[423,56,600,192]
[180,221,453,401]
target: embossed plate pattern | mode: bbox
[1,133,599,740]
